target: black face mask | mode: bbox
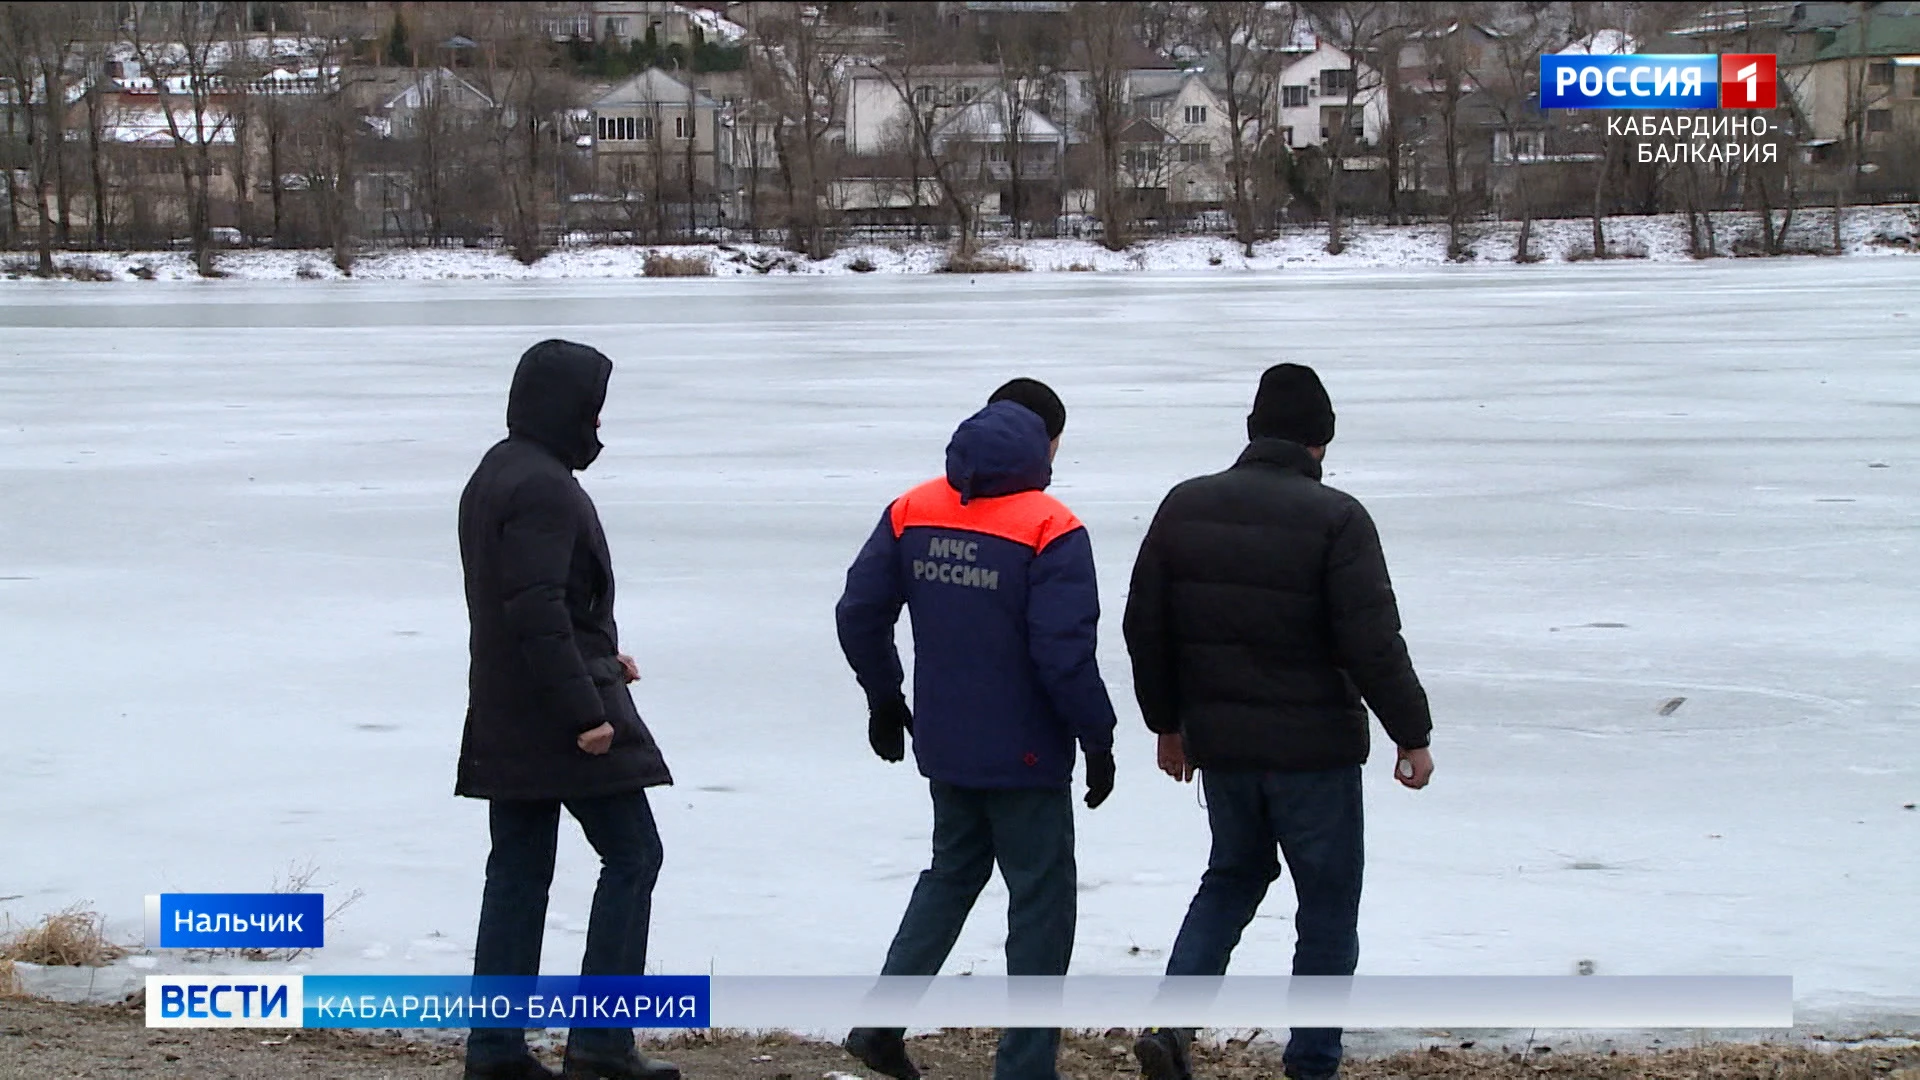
[505,340,613,471]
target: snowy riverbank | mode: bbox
[4,205,1914,282]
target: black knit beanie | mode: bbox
[989,377,1067,440]
[1247,363,1335,446]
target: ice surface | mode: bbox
[0,262,1915,1028]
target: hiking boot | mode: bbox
[844,1027,922,1080]
[1133,1027,1194,1080]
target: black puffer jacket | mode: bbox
[1122,439,1430,772]
[455,340,672,800]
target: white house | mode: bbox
[1272,41,1387,152]
[1116,71,1246,205]
[844,65,1007,158]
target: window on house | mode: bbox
[1281,124,1295,146]
[675,115,692,139]
[1184,104,1207,124]
[607,17,629,39]
[1177,142,1211,163]
[1282,84,1309,108]
[914,85,931,104]
[1867,108,1892,133]
[1319,106,1363,143]
[1500,130,1544,161]
[1868,60,1895,86]
[1321,67,1353,95]
[987,143,1007,162]
[598,115,644,141]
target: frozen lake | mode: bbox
[1,262,1915,1030]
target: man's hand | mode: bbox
[1394,746,1433,790]
[868,695,912,763]
[1083,748,1115,809]
[617,654,640,683]
[1156,732,1195,782]
[577,722,615,755]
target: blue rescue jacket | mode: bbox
[835,401,1119,789]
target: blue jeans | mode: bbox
[1165,767,1364,1079]
[466,791,664,1067]
[879,781,1077,1080]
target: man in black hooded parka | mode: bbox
[456,340,677,1080]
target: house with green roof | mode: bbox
[1784,8,1920,150]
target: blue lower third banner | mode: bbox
[147,975,1789,1029]
[145,893,326,950]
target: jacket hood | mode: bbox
[506,340,613,471]
[945,400,1052,503]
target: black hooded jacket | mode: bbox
[1123,439,1431,772]
[455,340,672,800]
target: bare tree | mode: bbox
[41,9,80,248]
[224,20,268,243]
[753,2,851,257]
[0,2,55,272]
[1377,19,1418,226]
[0,2,87,271]
[736,102,777,242]
[78,24,113,247]
[1833,1,1878,255]
[1069,0,1138,250]
[275,19,359,270]
[988,21,1060,239]
[1182,1,1284,256]
[127,1,237,275]
[471,10,576,263]
[1480,4,1562,262]
[871,10,984,256]
[1301,2,1404,255]
[317,53,356,269]
[1404,6,1476,258]
[242,5,304,246]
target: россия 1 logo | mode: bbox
[1540,54,1777,109]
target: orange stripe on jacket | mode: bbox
[889,478,1083,553]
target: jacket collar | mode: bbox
[1235,438,1323,481]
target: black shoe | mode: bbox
[561,1049,681,1080]
[464,1056,561,1080]
[844,1027,922,1080]
[1133,1028,1193,1080]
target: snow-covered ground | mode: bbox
[1,261,1916,1039]
[4,205,1915,282]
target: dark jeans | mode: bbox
[1165,767,1364,1080]
[466,790,664,1067]
[878,781,1077,1080]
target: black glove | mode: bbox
[867,695,912,763]
[1082,748,1115,809]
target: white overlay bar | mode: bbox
[709,976,1793,1029]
